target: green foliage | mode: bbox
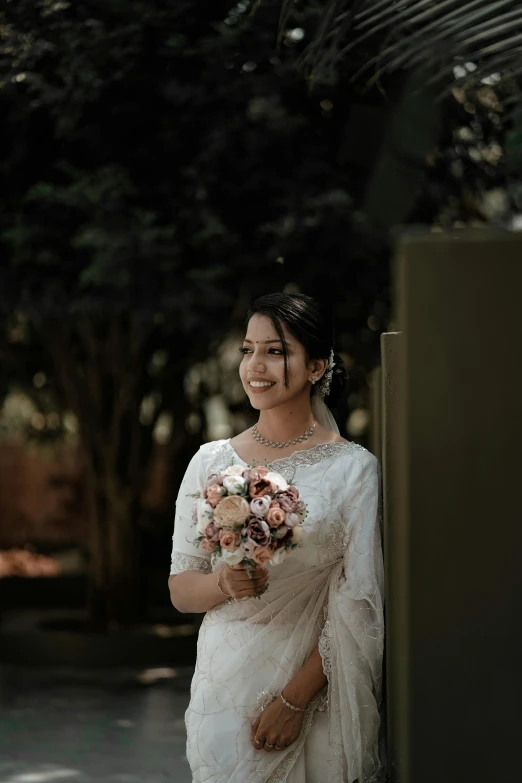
[278,1,522,96]
[0,0,389,344]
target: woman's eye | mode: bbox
[239,347,284,355]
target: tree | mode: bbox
[0,1,388,625]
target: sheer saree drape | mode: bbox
[170,440,385,783]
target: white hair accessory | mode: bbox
[317,348,335,398]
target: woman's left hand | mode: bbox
[250,696,306,752]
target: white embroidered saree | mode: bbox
[170,439,385,783]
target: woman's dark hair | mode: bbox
[245,292,347,405]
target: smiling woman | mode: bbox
[168,293,385,783]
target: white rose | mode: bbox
[285,512,300,529]
[269,547,288,566]
[220,547,245,566]
[196,500,214,535]
[222,475,248,495]
[264,471,289,493]
[290,524,304,544]
[223,464,245,477]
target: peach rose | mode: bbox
[266,505,286,528]
[206,484,226,507]
[251,546,273,566]
[202,538,218,553]
[214,495,250,528]
[219,529,240,552]
[250,478,272,497]
[290,525,304,544]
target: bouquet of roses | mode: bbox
[192,464,306,577]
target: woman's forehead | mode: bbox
[244,314,292,343]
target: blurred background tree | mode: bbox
[0,0,389,626]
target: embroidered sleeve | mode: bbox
[169,448,212,576]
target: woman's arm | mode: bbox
[281,645,327,708]
[168,570,228,614]
[250,645,327,751]
[169,563,270,614]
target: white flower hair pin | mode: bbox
[317,348,335,398]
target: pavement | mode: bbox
[0,665,193,783]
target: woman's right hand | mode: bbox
[218,563,269,599]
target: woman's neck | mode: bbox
[256,401,315,442]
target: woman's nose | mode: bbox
[249,351,266,371]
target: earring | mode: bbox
[311,377,317,384]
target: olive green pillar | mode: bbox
[381,331,408,783]
[384,230,522,783]
[369,366,383,465]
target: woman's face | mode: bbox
[239,314,319,411]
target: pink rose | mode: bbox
[206,484,225,507]
[202,538,218,553]
[250,496,271,518]
[219,529,240,552]
[246,518,271,546]
[252,546,273,565]
[214,495,250,528]
[266,505,286,528]
[204,473,224,492]
[249,478,272,498]
[285,486,300,502]
[276,488,301,513]
[204,522,220,545]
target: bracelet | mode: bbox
[280,692,306,713]
[216,570,231,598]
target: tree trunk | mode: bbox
[41,314,154,628]
[86,466,143,628]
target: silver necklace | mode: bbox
[252,421,316,449]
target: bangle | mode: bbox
[280,692,306,713]
[216,570,231,598]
